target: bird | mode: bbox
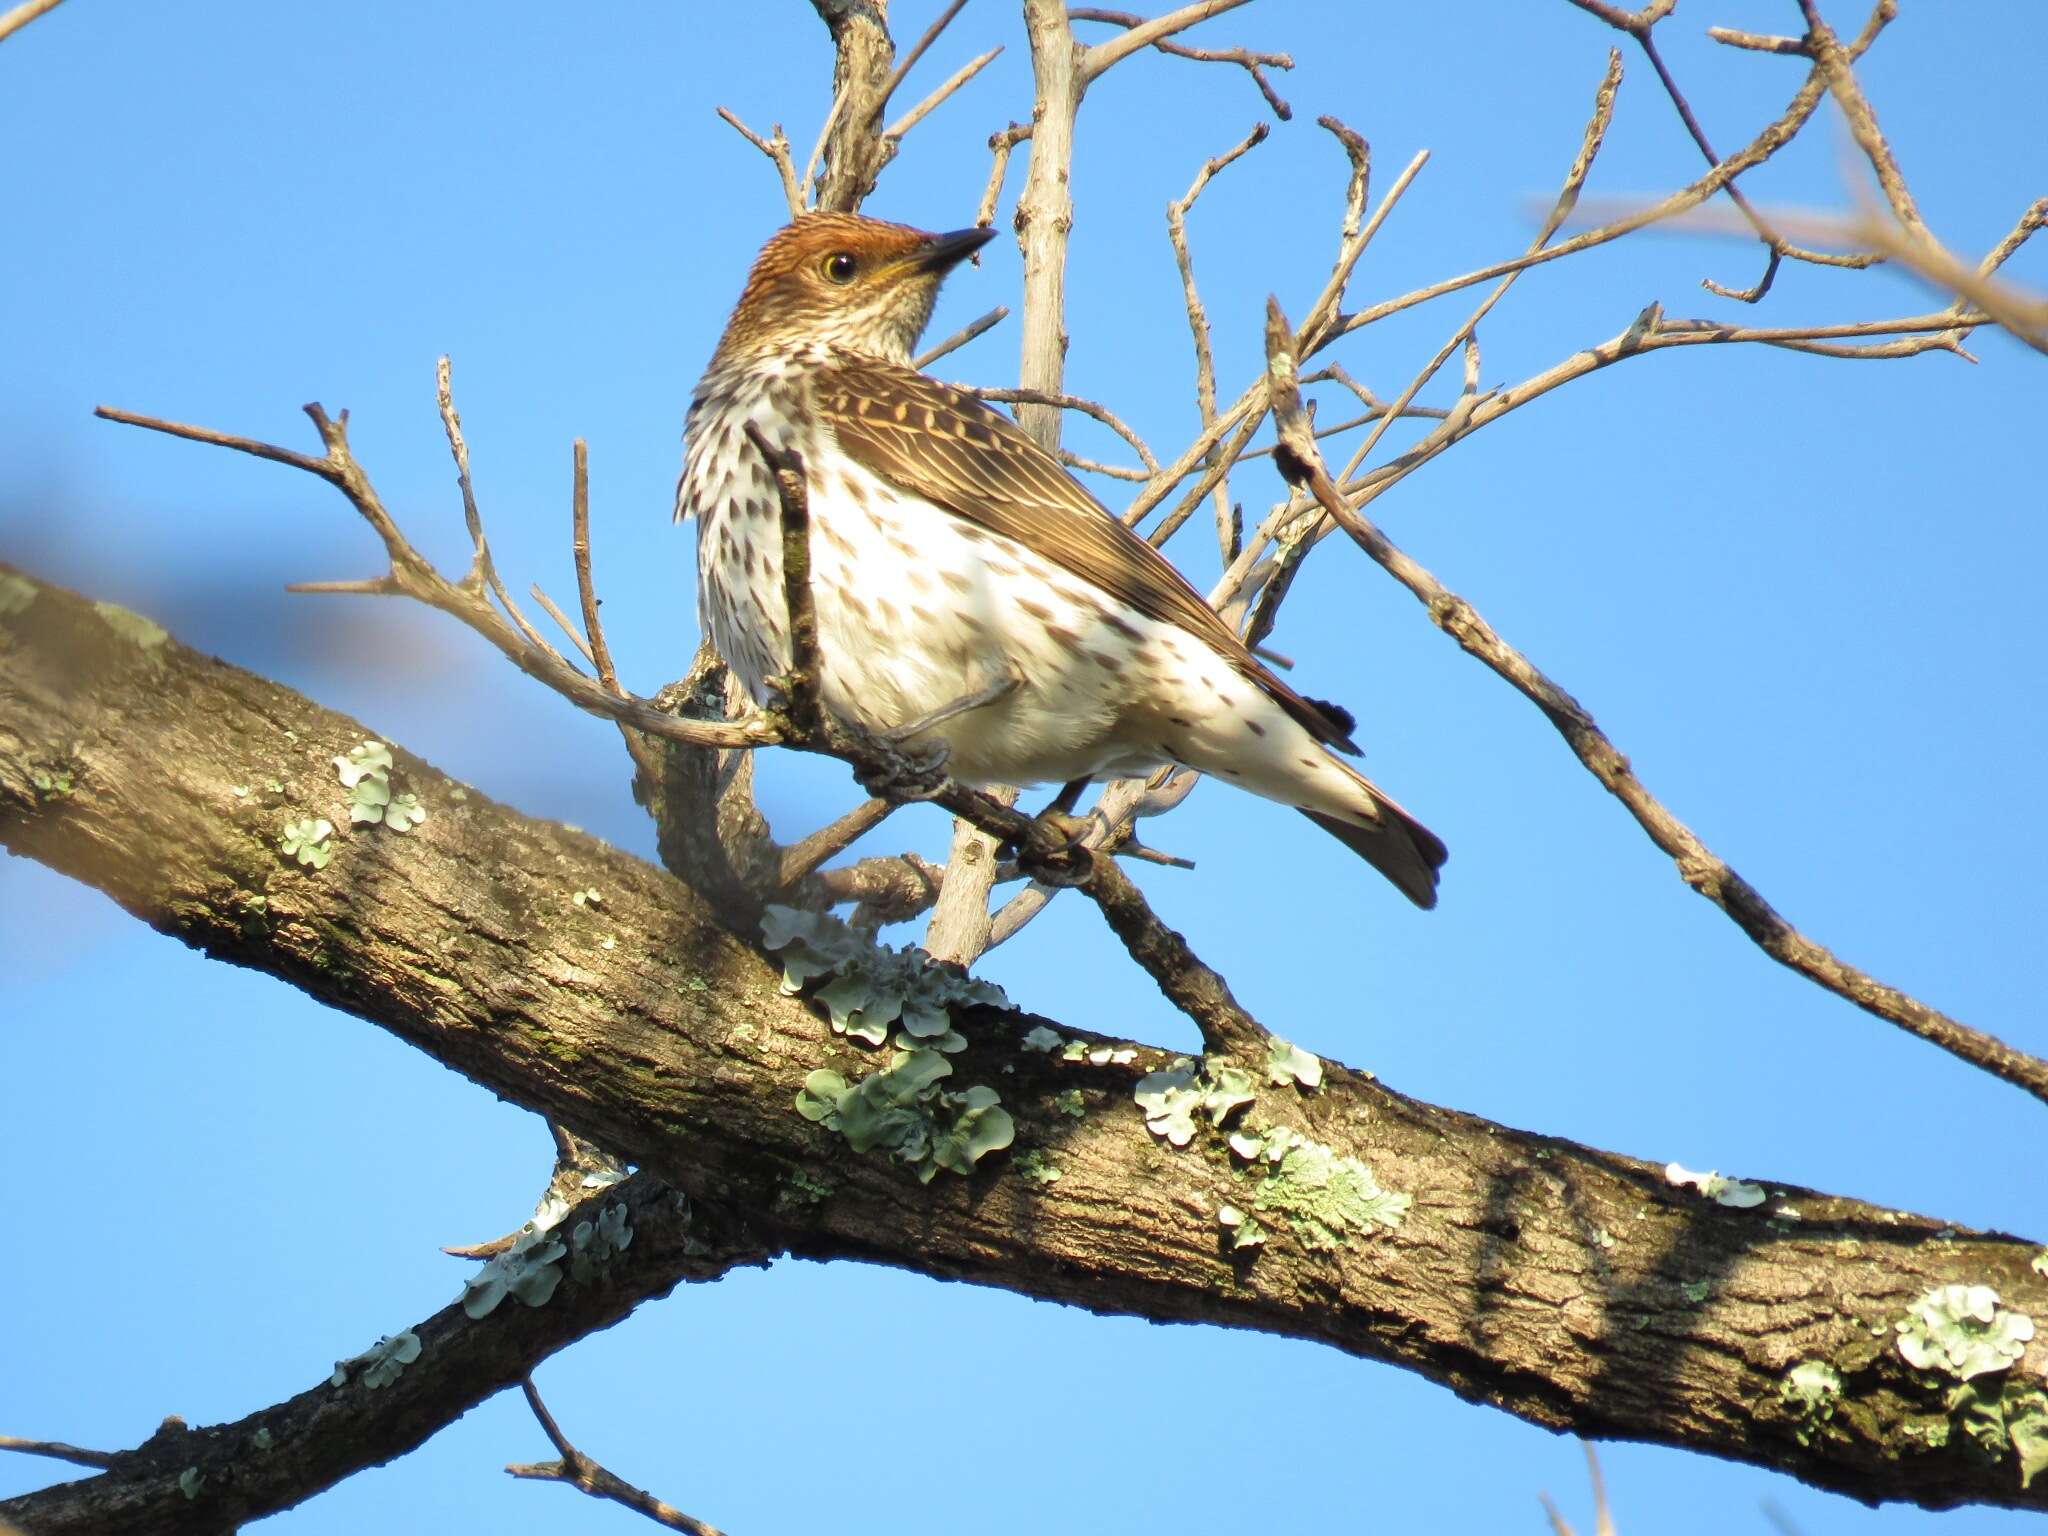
[676,211,1447,908]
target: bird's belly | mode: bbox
[699,465,1161,787]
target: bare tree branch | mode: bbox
[715,107,805,217]
[1070,5,1291,115]
[1077,0,1252,82]
[507,1379,726,1535]
[1262,300,2048,1109]
[0,0,64,46]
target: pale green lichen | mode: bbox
[1234,1125,1409,1249]
[782,1169,837,1205]
[1896,1284,2034,1379]
[1133,1064,1256,1147]
[461,1223,569,1318]
[1061,1039,1088,1062]
[336,740,427,832]
[1052,1088,1086,1117]
[1779,1360,1843,1446]
[279,816,335,869]
[1945,1381,2048,1485]
[93,599,167,652]
[1265,1036,1324,1090]
[796,1047,1014,1182]
[30,767,73,798]
[1664,1161,1766,1209]
[763,905,1007,1054]
[0,570,37,618]
[1013,1149,1062,1185]
[251,1427,275,1452]
[1218,1203,1267,1251]
[2010,1393,2048,1489]
[178,1466,204,1500]
[1682,1279,1712,1304]
[566,1203,634,1283]
[1021,1025,1062,1053]
[571,887,603,908]
[329,1330,421,1390]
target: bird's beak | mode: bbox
[918,226,997,272]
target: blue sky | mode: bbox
[3,2,2045,1531]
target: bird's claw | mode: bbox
[842,724,951,802]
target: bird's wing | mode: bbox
[812,355,1359,753]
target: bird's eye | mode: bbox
[823,252,860,284]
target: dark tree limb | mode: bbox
[0,1169,768,1536]
[4,565,2046,1525]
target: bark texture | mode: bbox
[4,562,2046,1526]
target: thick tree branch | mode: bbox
[5,566,2046,1518]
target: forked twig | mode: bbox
[1070,5,1292,115]
[508,1379,725,1535]
[93,394,774,753]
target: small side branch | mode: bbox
[508,1379,726,1536]
[1264,298,2048,1109]
[715,108,804,218]
[0,1435,116,1472]
[94,387,776,755]
[0,0,66,45]
[1071,5,1291,114]
[1077,0,1257,83]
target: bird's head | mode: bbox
[711,212,994,370]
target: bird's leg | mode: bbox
[878,663,1023,746]
[1037,777,1088,818]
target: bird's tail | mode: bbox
[1296,762,1447,909]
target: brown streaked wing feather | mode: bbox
[813,356,1359,753]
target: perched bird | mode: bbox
[677,212,1447,907]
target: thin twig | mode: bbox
[777,797,897,887]
[1332,1,1898,345]
[885,44,1002,140]
[0,0,64,45]
[1167,120,1270,562]
[0,1434,116,1471]
[1079,0,1254,82]
[508,1379,726,1536]
[914,303,1009,368]
[528,583,599,667]
[976,121,1033,228]
[1264,296,2048,1110]
[1798,0,1925,237]
[1070,5,1291,115]
[94,402,775,752]
[1568,0,1871,299]
[876,0,970,118]
[968,386,1160,473]
[715,108,805,218]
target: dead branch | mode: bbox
[1070,5,1291,115]
[0,0,65,45]
[92,394,776,755]
[714,107,804,218]
[1264,298,2048,1109]
[914,302,1010,367]
[1077,0,1254,82]
[507,1379,725,1535]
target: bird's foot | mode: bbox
[840,723,952,802]
[1009,807,1097,888]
